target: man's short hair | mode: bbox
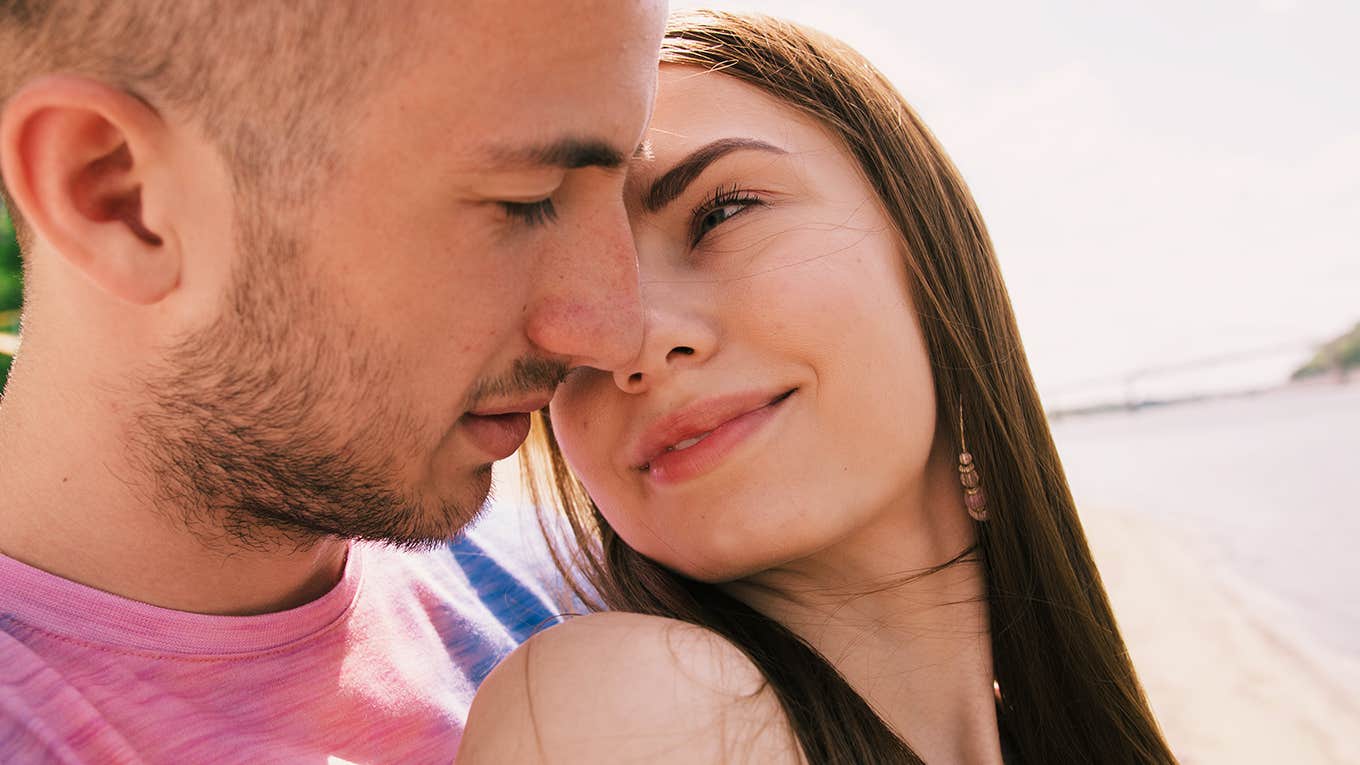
[0,0,410,248]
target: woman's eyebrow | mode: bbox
[643,138,787,213]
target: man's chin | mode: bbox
[214,475,493,554]
[442,463,496,530]
[388,463,495,548]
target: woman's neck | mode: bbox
[721,449,1005,764]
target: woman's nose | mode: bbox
[612,288,717,394]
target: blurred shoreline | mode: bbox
[1049,370,1357,422]
[1052,379,1360,656]
[1082,503,1360,764]
[1056,379,1360,762]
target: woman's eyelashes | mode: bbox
[689,184,766,246]
[500,198,559,228]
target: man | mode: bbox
[0,0,664,761]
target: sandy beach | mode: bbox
[1081,504,1360,764]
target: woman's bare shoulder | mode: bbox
[457,612,804,764]
[518,612,770,696]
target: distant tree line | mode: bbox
[1293,322,1360,380]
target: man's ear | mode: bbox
[0,75,180,305]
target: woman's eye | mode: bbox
[690,190,764,245]
[696,203,747,239]
[500,198,558,228]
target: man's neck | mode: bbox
[0,367,348,616]
[724,460,1006,764]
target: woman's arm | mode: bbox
[457,612,804,764]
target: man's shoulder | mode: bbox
[459,612,802,764]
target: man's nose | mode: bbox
[524,203,643,371]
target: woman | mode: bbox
[460,11,1176,765]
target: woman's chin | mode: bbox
[638,528,816,584]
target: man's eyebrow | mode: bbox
[487,137,628,170]
[643,138,788,213]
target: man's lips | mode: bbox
[461,391,554,460]
[629,388,797,470]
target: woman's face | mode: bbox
[550,66,942,581]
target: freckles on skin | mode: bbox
[526,296,602,344]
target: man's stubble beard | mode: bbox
[129,218,487,554]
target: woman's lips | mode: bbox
[638,389,795,485]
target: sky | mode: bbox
[672,0,1359,407]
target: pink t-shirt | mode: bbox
[0,534,557,763]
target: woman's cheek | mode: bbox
[551,388,603,473]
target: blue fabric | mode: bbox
[449,530,562,651]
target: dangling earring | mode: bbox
[958,403,988,522]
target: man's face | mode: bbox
[141,0,664,549]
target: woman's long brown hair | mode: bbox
[522,11,1178,764]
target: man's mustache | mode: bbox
[465,356,571,409]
